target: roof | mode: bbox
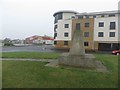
[76,10,119,16]
[53,10,79,17]
[42,36,54,40]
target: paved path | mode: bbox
[1,58,59,68]
[1,45,66,53]
[45,60,59,67]
[1,58,57,62]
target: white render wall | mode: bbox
[94,15,118,42]
[54,12,76,41]
[55,19,72,41]
[63,13,75,20]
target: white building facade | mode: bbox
[53,10,120,51]
[53,10,78,49]
[94,11,119,50]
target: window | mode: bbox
[71,16,75,19]
[54,33,57,39]
[64,33,69,37]
[54,33,57,37]
[78,16,83,19]
[84,32,89,37]
[54,41,57,45]
[109,14,115,17]
[76,23,80,30]
[85,23,90,27]
[85,16,89,19]
[58,13,62,19]
[101,15,104,17]
[54,13,63,23]
[55,25,57,29]
[54,25,57,32]
[93,15,96,18]
[64,24,69,28]
[109,32,115,37]
[98,32,104,37]
[110,22,116,30]
[99,22,104,27]
[84,42,89,46]
[64,41,68,45]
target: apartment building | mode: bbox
[53,10,78,49]
[72,14,95,51]
[53,10,120,51]
[93,11,119,50]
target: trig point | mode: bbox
[69,30,85,56]
[58,27,108,72]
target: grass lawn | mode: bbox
[2,54,118,88]
[0,61,2,89]
[2,52,60,59]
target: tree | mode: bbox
[3,38,13,46]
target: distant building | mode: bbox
[32,36,43,44]
[12,39,24,44]
[0,40,4,46]
[25,35,54,45]
[42,36,54,45]
[25,35,40,44]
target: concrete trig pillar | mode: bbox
[69,30,85,56]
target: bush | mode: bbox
[4,43,14,46]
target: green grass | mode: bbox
[0,61,2,89]
[94,54,118,72]
[2,52,60,59]
[2,54,118,88]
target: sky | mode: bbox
[0,0,119,40]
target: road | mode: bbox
[1,45,112,55]
[1,45,64,53]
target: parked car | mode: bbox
[112,49,120,55]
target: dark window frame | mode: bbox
[64,24,69,28]
[54,41,57,45]
[78,16,83,19]
[85,23,90,27]
[110,22,116,30]
[76,23,80,30]
[64,32,69,37]
[109,14,115,17]
[54,33,57,39]
[64,41,68,45]
[54,25,58,32]
[84,42,89,46]
[98,32,104,37]
[54,33,57,37]
[85,16,89,19]
[101,15,105,17]
[99,22,104,27]
[93,15,96,18]
[84,32,89,37]
[54,13,63,24]
[109,32,115,37]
